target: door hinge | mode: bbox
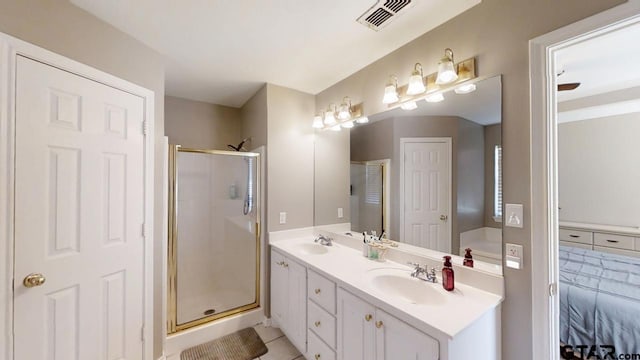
[141,223,146,237]
[549,282,557,296]
[141,326,145,342]
[142,120,148,136]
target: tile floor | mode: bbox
[253,324,304,360]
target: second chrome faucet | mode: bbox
[408,262,438,283]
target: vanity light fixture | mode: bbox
[382,75,399,104]
[406,63,426,95]
[454,83,477,94]
[337,97,352,120]
[400,101,418,110]
[355,116,369,124]
[425,93,445,103]
[324,104,337,125]
[312,115,324,129]
[435,48,458,85]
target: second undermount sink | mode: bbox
[368,269,446,306]
[295,243,329,255]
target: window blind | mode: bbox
[494,145,503,218]
[365,164,382,205]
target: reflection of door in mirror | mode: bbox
[350,160,389,235]
[400,138,452,253]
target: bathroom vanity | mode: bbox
[270,231,503,360]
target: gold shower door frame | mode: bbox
[167,145,261,334]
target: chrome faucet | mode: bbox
[314,234,333,246]
[408,262,438,283]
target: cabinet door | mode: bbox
[337,288,376,360]
[270,250,288,329]
[287,259,307,353]
[375,309,439,360]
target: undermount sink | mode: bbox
[368,269,445,306]
[295,243,329,255]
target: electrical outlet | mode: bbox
[338,207,343,218]
[279,212,286,224]
[505,243,524,269]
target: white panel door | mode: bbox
[270,250,288,328]
[402,139,451,252]
[14,56,145,360]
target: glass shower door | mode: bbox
[168,146,260,333]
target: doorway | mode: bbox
[399,137,452,253]
[530,2,640,359]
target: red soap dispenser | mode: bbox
[463,248,474,268]
[442,256,455,291]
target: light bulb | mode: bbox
[324,108,336,125]
[341,120,354,128]
[337,103,351,120]
[400,101,418,110]
[425,93,445,103]
[406,64,425,95]
[435,48,458,85]
[355,116,369,124]
[454,83,477,94]
[382,84,399,104]
[312,115,324,129]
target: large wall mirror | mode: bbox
[314,75,503,273]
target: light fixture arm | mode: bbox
[444,48,454,63]
[413,63,424,77]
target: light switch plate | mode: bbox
[505,203,524,228]
[279,212,286,224]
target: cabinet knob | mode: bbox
[314,320,321,327]
[364,314,372,322]
[375,320,384,328]
[314,288,321,294]
[315,354,321,360]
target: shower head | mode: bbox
[227,137,252,152]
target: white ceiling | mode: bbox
[556,22,640,103]
[70,0,480,107]
[369,75,502,126]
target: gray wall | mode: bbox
[0,0,167,357]
[457,118,486,236]
[241,85,268,149]
[165,95,241,150]
[266,84,316,231]
[315,129,350,226]
[558,114,640,227]
[315,0,625,357]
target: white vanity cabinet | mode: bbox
[271,248,307,353]
[337,288,438,360]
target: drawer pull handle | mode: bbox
[606,240,619,243]
[315,288,321,294]
[376,320,383,328]
[315,354,321,360]
[314,321,321,327]
[365,314,372,322]
[569,235,580,238]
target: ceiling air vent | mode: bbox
[357,0,415,31]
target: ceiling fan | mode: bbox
[557,70,580,91]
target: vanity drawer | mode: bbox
[308,269,336,314]
[559,229,593,245]
[307,331,336,360]
[560,241,592,250]
[594,233,635,250]
[308,300,336,349]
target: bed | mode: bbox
[559,246,640,354]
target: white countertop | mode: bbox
[271,236,503,340]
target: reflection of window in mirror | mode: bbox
[365,165,382,205]
[494,145,503,221]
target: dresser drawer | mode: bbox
[559,229,593,245]
[308,269,336,314]
[560,241,592,250]
[308,300,336,349]
[594,233,635,250]
[307,331,336,360]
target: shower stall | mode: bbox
[167,146,261,333]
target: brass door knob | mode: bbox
[440,215,448,221]
[314,288,321,294]
[364,314,373,322]
[314,321,321,327]
[314,354,321,360]
[23,273,46,288]
[375,320,383,328]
